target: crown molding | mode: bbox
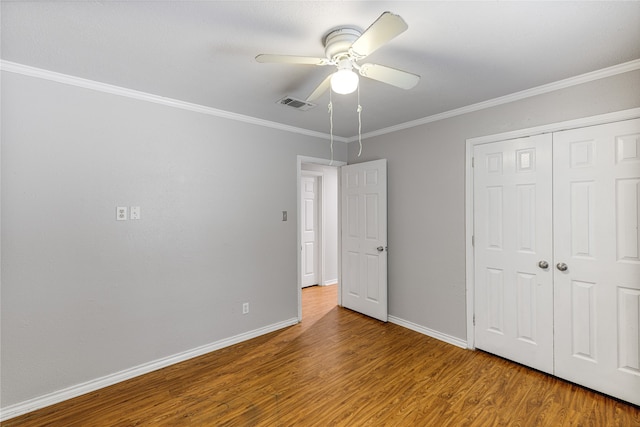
[0,60,349,144]
[349,58,640,142]
[3,58,638,145]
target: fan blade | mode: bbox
[306,74,332,102]
[349,12,408,58]
[359,63,420,89]
[255,54,328,65]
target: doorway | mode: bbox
[297,156,344,321]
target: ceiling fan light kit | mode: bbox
[255,11,419,100]
[331,62,359,94]
[256,11,420,159]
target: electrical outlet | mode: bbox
[242,302,249,315]
[116,207,127,221]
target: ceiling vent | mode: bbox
[277,96,316,111]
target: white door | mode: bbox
[341,159,388,321]
[473,134,554,373]
[553,118,640,406]
[301,175,319,288]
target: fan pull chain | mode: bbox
[357,85,363,157]
[328,90,334,166]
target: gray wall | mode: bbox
[0,71,346,407]
[347,70,640,340]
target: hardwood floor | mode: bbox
[4,285,639,426]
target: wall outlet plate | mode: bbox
[116,207,127,221]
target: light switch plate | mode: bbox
[130,206,140,220]
[116,207,127,221]
[282,211,287,221]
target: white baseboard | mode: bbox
[389,316,468,349]
[322,280,338,286]
[0,317,299,422]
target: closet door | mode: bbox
[474,134,554,373]
[553,118,640,406]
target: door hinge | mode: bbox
[472,235,474,246]
[473,314,475,326]
[471,157,474,167]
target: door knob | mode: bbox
[377,246,384,252]
[538,260,549,269]
[556,262,568,272]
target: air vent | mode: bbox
[277,96,316,111]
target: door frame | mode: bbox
[464,107,640,349]
[297,156,346,322]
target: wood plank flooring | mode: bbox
[3,285,639,426]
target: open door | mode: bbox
[341,159,388,321]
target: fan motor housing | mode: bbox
[323,27,361,60]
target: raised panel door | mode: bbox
[474,134,554,373]
[301,175,318,287]
[341,159,388,321]
[553,118,640,406]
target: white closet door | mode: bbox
[553,118,640,406]
[474,134,554,373]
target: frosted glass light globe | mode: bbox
[331,69,359,94]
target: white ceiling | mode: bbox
[2,1,639,138]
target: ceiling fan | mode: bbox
[255,11,420,102]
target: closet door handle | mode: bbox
[538,260,549,269]
[556,262,568,272]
